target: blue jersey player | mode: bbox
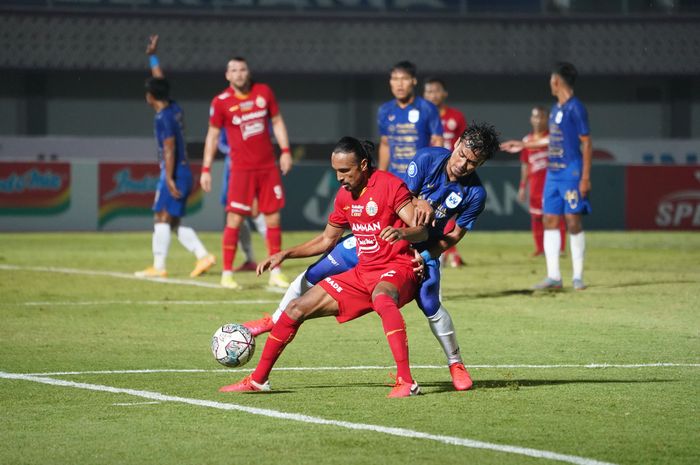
[501,62,592,290]
[377,61,443,179]
[243,123,501,392]
[135,34,215,279]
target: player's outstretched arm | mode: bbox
[146,34,164,79]
[256,224,344,275]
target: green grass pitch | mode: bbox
[0,231,698,465]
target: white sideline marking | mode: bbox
[22,300,276,306]
[1,264,221,289]
[0,371,616,465]
[24,362,699,377]
[112,401,161,406]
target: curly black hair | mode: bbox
[458,122,501,161]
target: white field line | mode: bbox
[112,401,161,406]
[23,362,700,377]
[0,371,616,465]
[22,300,276,306]
[0,264,224,289]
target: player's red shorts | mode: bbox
[528,172,546,216]
[226,167,285,215]
[319,263,418,324]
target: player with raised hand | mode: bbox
[243,123,501,392]
[135,34,215,279]
[200,56,292,290]
[501,62,592,290]
[220,137,429,398]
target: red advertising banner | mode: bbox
[98,163,203,227]
[625,166,700,230]
[0,162,71,215]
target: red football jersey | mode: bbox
[209,83,280,170]
[520,132,549,181]
[440,106,467,150]
[328,170,414,268]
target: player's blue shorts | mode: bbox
[542,178,592,216]
[153,167,192,218]
[305,234,442,318]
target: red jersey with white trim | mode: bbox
[440,106,467,150]
[328,170,414,268]
[209,83,279,170]
[520,132,549,184]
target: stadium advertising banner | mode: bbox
[98,163,203,228]
[0,162,71,215]
[625,166,700,230]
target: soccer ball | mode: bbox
[211,323,255,367]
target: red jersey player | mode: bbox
[200,57,292,290]
[423,77,467,267]
[219,137,429,398]
[514,106,565,256]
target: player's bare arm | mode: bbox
[200,125,221,192]
[579,134,592,197]
[378,136,390,171]
[256,224,344,275]
[501,136,548,153]
[380,201,429,244]
[146,34,163,79]
[162,136,181,199]
[271,114,292,175]
[413,225,468,267]
[412,197,435,226]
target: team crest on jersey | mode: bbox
[445,192,462,209]
[565,189,579,209]
[447,118,457,130]
[256,96,267,108]
[388,114,396,122]
[408,109,420,123]
[365,200,378,216]
[555,111,563,124]
[407,162,418,178]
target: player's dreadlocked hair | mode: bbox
[458,122,501,162]
[333,137,375,168]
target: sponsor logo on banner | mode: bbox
[626,166,700,230]
[98,163,203,227]
[0,162,71,215]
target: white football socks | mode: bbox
[176,226,208,260]
[238,221,255,263]
[427,306,462,366]
[543,228,562,281]
[252,213,267,237]
[570,231,586,281]
[152,223,171,271]
[272,271,312,323]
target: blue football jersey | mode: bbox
[547,96,590,181]
[377,96,442,180]
[154,101,188,173]
[405,147,486,248]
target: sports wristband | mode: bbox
[149,55,160,69]
[420,250,432,262]
[201,166,211,174]
[281,147,291,154]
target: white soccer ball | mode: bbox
[211,323,255,367]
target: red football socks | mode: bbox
[532,216,544,254]
[266,226,282,257]
[222,227,239,272]
[559,218,567,252]
[373,294,412,383]
[251,312,301,384]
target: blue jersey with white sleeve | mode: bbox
[547,96,589,182]
[377,96,442,180]
[406,146,487,248]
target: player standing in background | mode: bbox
[200,56,292,290]
[243,124,502,392]
[135,35,216,279]
[513,106,566,256]
[377,61,443,179]
[218,132,267,272]
[501,62,591,290]
[423,77,467,268]
[220,137,428,397]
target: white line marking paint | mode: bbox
[0,371,616,465]
[112,401,161,406]
[24,362,699,377]
[0,264,223,289]
[22,300,276,306]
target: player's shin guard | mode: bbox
[222,227,239,272]
[373,294,412,383]
[266,226,282,261]
[153,223,171,270]
[271,271,310,324]
[570,231,585,280]
[543,229,562,280]
[251,312,301,384]
[427,306,462,366]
